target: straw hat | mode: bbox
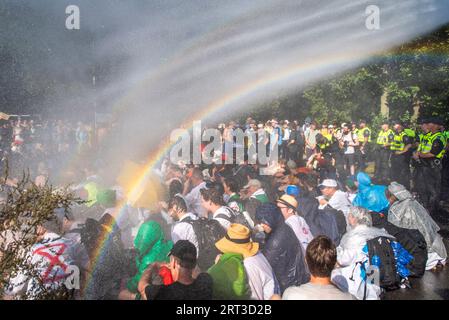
[276,194,298,210]
[215,224,259,259]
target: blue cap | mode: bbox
[286,185,300,197]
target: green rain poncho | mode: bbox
[207,253,251,300]
[127,220,173,292]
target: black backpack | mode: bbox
[383,225,427,278]
[184,217,226,271]
[370,213,427,278]
[215,206,253,230]
[366,236,400,290]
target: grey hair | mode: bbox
[349,206,372,227]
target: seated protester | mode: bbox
[214,224,280,300]
[168,194,199,254]
[54,208,90,276]
[82,214,127,300]
[276,195,313,252]
[168,179,184,199]
[223,176,244,213]
[240,179,270,223]
[98,189,137,248]
[386,182,447,270]
[122,220,173,298]
[138,240,213,300]
[345,178,358,203]
[200,182,234,231]
[224,176,254,228]
[183,168,207,218]
[331,206,394,300]
[318,179,352,219]
[283,236,353,300]
[255,203,310,294]
[5,214,76,299]
[352,172,389,214]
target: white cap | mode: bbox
[318,179,338,188]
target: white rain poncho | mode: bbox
[331,224,394,300]
[387,182,447,268]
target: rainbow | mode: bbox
[82,47,449,297]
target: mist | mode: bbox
[2,0,449,181]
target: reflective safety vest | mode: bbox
[390,131,407,151]
[417,132,431,152]
[357,127,372,143]
[377,129,394,146]
[324,133,333,146]
[404,128,416,139]
[420,131,446,159]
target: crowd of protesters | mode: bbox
[0,114,448,300]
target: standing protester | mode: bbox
[281,121,291,161]
[441,125,449,212]
[288,122,305,166]
[357,120,372,171]
[375,122,395,184]
[390,121,413,189]
[304,121,318,160]
[412,117,447,216]
[338,123,359,179]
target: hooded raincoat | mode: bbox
[352,172,389,213]
[256,203,310,294]
[127,221,173,293]
[331,224,395,300]
[388,183,447,269]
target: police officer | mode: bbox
[440,124,449,211]
[357,120,372,171]
[412,117,447,217]
[375,122,395,184]
[390,121,413,189]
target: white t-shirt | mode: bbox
[184,182,207,217]
[285,215,314,252]
[342,132,358,154]
[212,206,234,230]
[171,213,199,255]
[244,252,278,300]
[282,282,353,300]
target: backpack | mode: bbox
[207,253,251,299]
[184,217,226,271]
[365,236,400,290]
[370,213,427,278]
[215,206,253,230]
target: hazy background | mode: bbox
[2,0,449,178]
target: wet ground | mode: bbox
[384,211,449,300]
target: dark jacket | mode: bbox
[262,221,310,293]
[298,196,345,246]
[255,203,310,293]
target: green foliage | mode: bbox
[243,25,449,127]
[0,165,83,300]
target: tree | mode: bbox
[0,165,83,300]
